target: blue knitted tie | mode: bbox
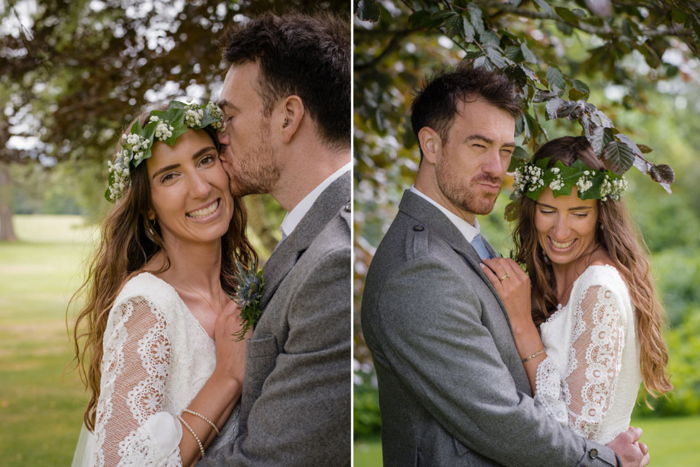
[471,234,493,260]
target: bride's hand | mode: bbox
[212,300,252,386]
[480,258,533,329]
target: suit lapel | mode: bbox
[260,172,351,311]
[398,191,512,327]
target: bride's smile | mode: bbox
[146,128,234,244]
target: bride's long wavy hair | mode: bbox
[511,136,672,401]
[69,108,257,431]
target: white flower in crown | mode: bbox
[549,167,564,191]
[207,101,225,130]
[576,171,594,194]
[185,107,203,127]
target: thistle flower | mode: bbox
[231,259,264,341]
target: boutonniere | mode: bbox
[232,258,264,341]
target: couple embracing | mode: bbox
[71,13,351,467]
[362,66,672,466]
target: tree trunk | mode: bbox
[0,164,17,242]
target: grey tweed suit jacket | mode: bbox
[361,190,619,467]
[200,172,351,467]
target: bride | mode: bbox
[70,100,256,466]
[481,136,672,445]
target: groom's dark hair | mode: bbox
[220,12,350,150]
[411,65,522,161]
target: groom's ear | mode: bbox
[418,127,441,164]
[279,95,304,144]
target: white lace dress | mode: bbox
[72,273,239,467]
[534,265,641,444]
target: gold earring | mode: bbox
[147,218,156,236]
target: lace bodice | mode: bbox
[90,273,238,466]
[535,265,641,444]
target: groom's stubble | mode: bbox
[221,114,281,198]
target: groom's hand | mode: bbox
[607,426,650,467]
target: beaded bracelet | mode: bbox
[183,409,220,436]
[178,415,205,459]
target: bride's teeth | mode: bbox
[187,200,219,218]
[552,239,575,249]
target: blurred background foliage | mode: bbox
[354,0,700,440]
[1,0,349,258]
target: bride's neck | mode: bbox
[149,237,222,292]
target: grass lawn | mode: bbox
[354,416,700,466]
[0,215,96,466]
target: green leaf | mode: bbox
[409,11,440,29]
[356,0,381,22]
[569,88,587,101]
[533,0,553,16]
[486,46,508,68]
[519,64,540,83]
[570,79,589,99]
[463,18,475,42]
[546,66,566,91]
[479,30,500,47]
[505,46,524,63]
[555,7,579,23]
[638,144,653,154]
[571,8,587,18]
[467,4,484,36]
[436,11,464,39]
[520,42,538,64]
[672,7,688,24]
[636,42,661,69]
[601,140,635,175]
[474,55,495,71]
[512,146,530,160]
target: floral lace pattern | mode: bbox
[534,266,640,444]
[91,273,223,466]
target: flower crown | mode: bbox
[512,157,629,202]
[106,100,224,202]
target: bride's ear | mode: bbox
[279,95,304,143]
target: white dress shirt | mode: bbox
[279,162,351,239]
[409,185,481,243]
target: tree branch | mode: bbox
[475,1,694,38]
[355,29,417,72]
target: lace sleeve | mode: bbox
[93,296,182,467]
[535,284,625,440]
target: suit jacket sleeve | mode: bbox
[376,255,617,467]
[204,246,351,467]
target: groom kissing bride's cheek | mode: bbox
[72,12,351,467]
[362,65,669,467]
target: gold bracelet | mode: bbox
[178,415,205,459]
[183,409,220,436]
[521,348,546,363]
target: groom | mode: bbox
[199,13,351,466]
[361,65,648,467]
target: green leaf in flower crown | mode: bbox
[601,140,635,175]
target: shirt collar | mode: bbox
[409,185,481,242]
[280,162,351,238]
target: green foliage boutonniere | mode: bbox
[232,259,264,341]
